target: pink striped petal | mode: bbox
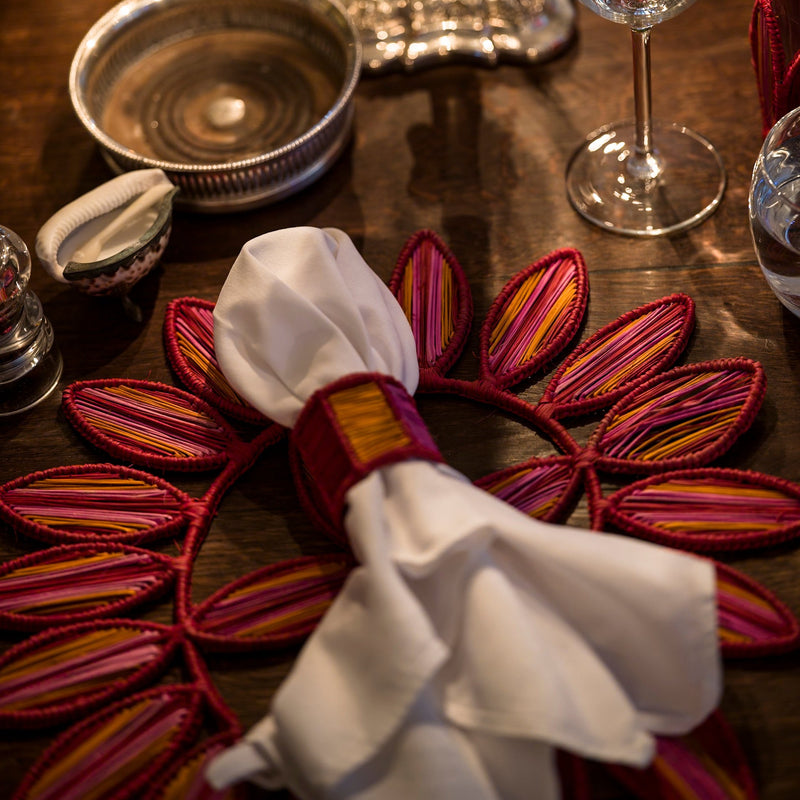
[592,360,766,474]
[605,468,800,552]
[164,297,267,425]
[541,295,694,419]
[62,380,237,471]
[143,732,243,800]
[388,230,472,375]
[474,456,579,522]
[0,620,178,727]
[190,554,352,650]
[0,464,190,546]
[604,710,758,800]
[716,561,800,657]
[0,544,175,630]
[480,248,588,389]
[13,685,204,800]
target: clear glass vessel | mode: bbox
[0,227,63,416]
[565,0,726,237]
[749,106,800,317]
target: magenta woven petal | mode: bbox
[388,229,473,376]
[12,685,204,800]
[62,379,237,472]
[189,554,352,651]
[602,710,758,800]
[716,561,800,657]
[164,297,268,425]
[474,456,580,522]
[480,248,588,389]
[0,620,178,728]
[604,468,800,552]
[0,544,175,631]
[541,295,694,419]
[0,463,191,546]
[592,360,766,474]
[145,731,242,800]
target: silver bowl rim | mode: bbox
[68,0,362,175]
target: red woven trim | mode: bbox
[62,378,234,472]
[0,462,192,546]
[0,542,175,631]
[603,467,800,553]
[163,296,269,426]
[750,0,788,136]
[12,684,205,800]
[290,373,444,534]
[0,619,179,729]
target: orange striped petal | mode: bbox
[0,620,178,727]
[605,710,757,800]
[592,360,766,474]
[480,248,588,389]
[541,295,694,419]
[14,685,204,800]
[164,297,267,425]
[605,468,800,552]
[716,561,800,657]
[146,732,244,800]
[62,379,237,471]
[0,464,190,546]
[190,554,353,650]
[388,230,472,375]
[474,456,579,522]
[0,544,175,630]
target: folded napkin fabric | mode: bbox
[207,227,721,799]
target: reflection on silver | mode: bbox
[348,0,575,73]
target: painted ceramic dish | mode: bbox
[35,169,177,297]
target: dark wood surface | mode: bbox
[2,0,799,797]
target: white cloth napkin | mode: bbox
[207,227,721,799]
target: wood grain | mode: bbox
[1,0,799,797]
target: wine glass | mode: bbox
[565,0,726,237]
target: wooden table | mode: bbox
[2,0,799,797]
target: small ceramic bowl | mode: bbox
[35,169,177,297]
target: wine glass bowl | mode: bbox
[566,0,726,236]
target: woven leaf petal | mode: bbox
[0,464,190,546]
[480,248,588,389]
[13,685,204,800]
[190,554,352,651]
[541,295,694,419]
[604,710,757,800]
[0,620,178,727]
[0,544,175,630]
[716,561,800,657]
[144,731,243,800]
[750,0,786,136]
[388,230,472,375]
[62,380,236,471]
[164,297,267,425]
[474,456,579,522]
[592,359,766,474]
[604,468,800,552]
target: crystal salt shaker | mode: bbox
[0,226,62,415]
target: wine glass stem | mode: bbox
[630,26,661,181]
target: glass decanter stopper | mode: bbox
[0,226,63,415]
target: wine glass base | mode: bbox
[566,119,726,237]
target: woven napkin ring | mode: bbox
[290,373,444,535]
